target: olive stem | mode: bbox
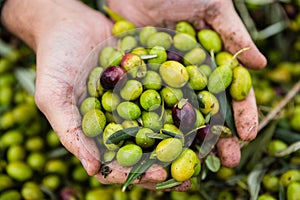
[258,80,300,132]
[140,54,158,60]
[231,47,251,65]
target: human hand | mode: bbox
[14,0,168,190]
[106,0,266,166]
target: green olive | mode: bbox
[160,86,183,107]
[0,129,24,147]
[135,127,156,149]
[26,151,46,171]
[44,159,68,175]
[147,46,167,70]
[176,21,196,37]
[262,174,280,192]
[112,20,136,37]
[103,122,124,151]
[215,51,239,68]
[0,190,21,200]
[287,181,300,200]
[42,174,61,191]
[141,111,162,132]
[171,148,198,181]
[139,26,157,46]
[280,169,300,187]
[197,91,219,115]
[162,123,184,144]
[130,46,149,56]
[116,102,141,120]
[120,80,143,101]
[80,97,102,115]
[186,65,207,90]
[267,139,288,156]
[82,109,106,137]
[183,47,206,66]
[142,70,162,90]
[87,67,104,97]
[139,89,161,111]
[197,29,222,53]
[229,65,252,101]
[101,91,120,112]
[6,161,33,182]
[173,33,197,52]
[159,60,189,88]
[120,35,138,52]
[0,174,13,191]
[6,145,26,162]
[194,109,205,128]
[147,32,173,49]
[199,64,212,77]
[208,64,233,94]
[156,138,183,162]
[116,144,143,166]
[21,182,45,200]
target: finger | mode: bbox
[205,0,267,70]
[95,160,167,184]
[216,136,241,168]
[34,80,101,176]
[232,88,259,141]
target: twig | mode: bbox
[258,80,300,132]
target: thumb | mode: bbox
[205,0,267,70]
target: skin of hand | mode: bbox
[1,0,267,191]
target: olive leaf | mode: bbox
[146,132,170,140]
[247,157,275,200]
[205,155,221,172]
[275,141,300,157]
[156,178,182,190]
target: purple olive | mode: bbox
[167,51,183,63]
[172,99,196,132]
[100,66,127,90]
[192,125,213,146]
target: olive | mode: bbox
[139,89,161,111]
[119,35,138,52]
[116,102,141,120]
[147,46,167,70]
[120,80,143,101]
[80,97,101,115]
[121,53,143,78]
[172,99,196,132]
[287,181,300,200]
[176,21,196,37]
[156,138,183,162]
[167,51,183,63]
[141,111,162,132]
[171,148,198,181]
[186,65,207,91]
[139,26,157,46]
[160,86,183,108]
[208,64,233,94]
[21,182,45,200]
[142,70,162,90]
[191,125,213,147]
[100,66,127,90]
[173,33,197,52]
[159,60,189,88]
[197,29,222,53]
[81,109,106,137]
[112,20,136,37]
[101,91,120,112]
[147,32,173,49]
[116,144,143,166]
[135,127,156,149]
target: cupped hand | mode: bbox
[32,1,167,190]
[107,0,266,166]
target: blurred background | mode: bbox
[0,0,300,199]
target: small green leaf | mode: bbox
[146,132,170,140]
[156,178,182,190]
[205,155,221,172]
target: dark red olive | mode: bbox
[172,99,196,132]
[192,125,213,146]
[100,66,127,90]
[167,51,183,63]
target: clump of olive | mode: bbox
[80,18,254,189]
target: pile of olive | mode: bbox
[80,20,253,188]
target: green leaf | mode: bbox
[205,155,221,172]
[14,68,36,95]
[247,157,275,200]
[275,141,300,157]
[156,178,182,190]
[237,121,276,171]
